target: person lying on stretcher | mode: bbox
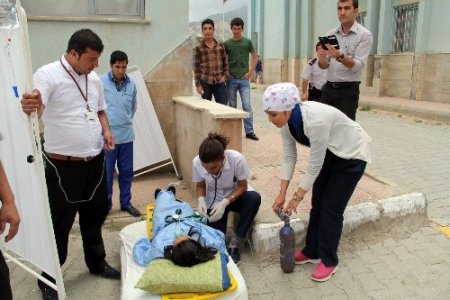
[133,187,227,267]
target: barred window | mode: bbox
[22,0,145,20]
[392,3,419,53]
[356,12,366,27]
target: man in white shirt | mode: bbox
[318,0,373,120]
[21,29,119,300]
[301,42,328,101]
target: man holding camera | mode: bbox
[318,0,373,120]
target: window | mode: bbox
[356,12,366,27]
[392,3,419,53]
[22,0,145,20]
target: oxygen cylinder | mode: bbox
[279,217,295,273]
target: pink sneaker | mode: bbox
[311,262,338,282]
[294,250,320,265]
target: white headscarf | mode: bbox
[262,83,301,112]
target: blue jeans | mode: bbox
[105,142,133,210]
[227,78,254,135]
[201,80,227,105]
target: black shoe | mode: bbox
[228,248,241,264]
[121,205,141,217]
[245,133,259,141]
[40,286,59,300]
[90,262,121,280]
[167,185,176,196]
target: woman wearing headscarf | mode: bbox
[263,83,371,282]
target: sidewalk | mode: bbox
[9,86,450,299]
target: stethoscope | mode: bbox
[207,165,224,211]
[164,208,202,225]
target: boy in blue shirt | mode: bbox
[100,51,140,217]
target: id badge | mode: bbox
[85,108,96,120]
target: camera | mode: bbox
[318,35,340,50]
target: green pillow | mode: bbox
[135,254,225,294]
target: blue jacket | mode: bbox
[100,72,137,144]
[133,190,227,266]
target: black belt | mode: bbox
[327,81,360,89]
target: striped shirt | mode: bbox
[326,22,373,82]
[193,38,228,86]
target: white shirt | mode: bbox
[34,55,106,157]
[301,58,328,90]
[192,149,250,207]
[280,101,371,191]
[326,22,373,82]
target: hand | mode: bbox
[284,192,304,215]
[209,198,230,223]
[325,44,340,59]
[197,196,207,218]
[21,89,43,115]
[301,93,308,101]
[243,71,252,80]
[272,194,285,212]
[196,85,203,96]
[0,202,20,242]
[103,131,115,152]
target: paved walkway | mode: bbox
[8,85,450,299]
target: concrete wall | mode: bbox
[22,0,189,76]
[172,97,247,192]
[143,38,193,164]
[253,0,450,103]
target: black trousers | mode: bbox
[0,250,12,300]
[39,152,109,289]
[302,151,366,266]
[320,82,360,120]
[207,191,261,240]
[308,87,322,101]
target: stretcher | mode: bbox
[119,221,249,300]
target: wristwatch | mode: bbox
[292,192,303,202]
[336,52,345,63]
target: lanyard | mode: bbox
[60,58,90,109]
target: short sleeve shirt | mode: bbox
[34,55,106,157]
[224,37,256,78]
[301,58,328,90]
[192,149,250,207]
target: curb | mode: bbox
[359,99,450,123]
[251,192,427,254]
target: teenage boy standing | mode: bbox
[224,17,259,141]
[193,19,228,105]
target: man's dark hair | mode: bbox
[338,0,358,9]
[110,50,128,65]
[201,18,215,29]
[230,17,244,28]
[315,41,321,50]
[66,28,104,55]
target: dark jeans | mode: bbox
[0,250,12,300]
[39,152,109,290]
[207,191,261,239]
[201,80,227,105]
[320,81,360,120]
[302,151,366,266]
